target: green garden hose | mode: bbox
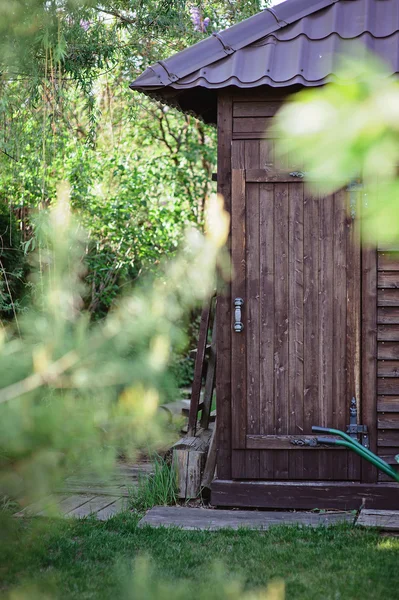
[312,426,399,483]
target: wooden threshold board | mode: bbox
[138,506,354,530]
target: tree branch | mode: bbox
[94,6,136,25]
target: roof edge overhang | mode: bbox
[130,0,339,92]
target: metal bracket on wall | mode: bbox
[346,397,370,449]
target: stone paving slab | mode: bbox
[138,506,355,530]
[357,509,399,531]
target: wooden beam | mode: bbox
[246,169,305,183]
[233,101,282,118]
[211,480,399,510]
[216,92,233,480]
[246,434,344,450]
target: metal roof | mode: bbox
[130,0,399,123]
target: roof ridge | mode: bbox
[265,6,288,27]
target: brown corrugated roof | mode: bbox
[130,0,399,123]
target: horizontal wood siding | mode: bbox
[232,100,282,142]
[377,251,399,478]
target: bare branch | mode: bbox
[94,6,137,25]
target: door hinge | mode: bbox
[346,397,369,449]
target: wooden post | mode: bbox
[172,437,207,499]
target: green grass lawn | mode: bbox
[1,513,399,600]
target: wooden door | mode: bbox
[231,168,363,481]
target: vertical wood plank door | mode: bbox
[231,169,363,481]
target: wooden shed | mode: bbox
[131,0,399,509]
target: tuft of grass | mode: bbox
[129,455,178,513]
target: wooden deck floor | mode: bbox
[14,461,153,520]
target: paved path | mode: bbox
[14,461,153,520]
[139,506,355,530]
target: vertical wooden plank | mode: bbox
[362,243,378,482]
[333,190,349,479]
[244,141,260,478]
[216,93,233,479]
[288,183,304,479]
[303,193,320,479]
[274,182,289,479]
[259,139,275,479]
[231,140,247,480]
[319,194,335,479]
[260,139,274,169]
[347,192,362,480]
[231,168,247,450]
[232,139,245,169]
[259,182,275,478]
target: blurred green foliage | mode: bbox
[0,187,228,513]
[276,53,399,243]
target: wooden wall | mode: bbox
[377,250,399,479]
[216,89,399,483]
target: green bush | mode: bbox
[170,354,195,388]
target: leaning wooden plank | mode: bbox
[96,498,127,520]
[188,300,212,435]
[67,495,119,518]
[138,506,354,531]
[200,318,217,430]
[357,509,399,531]
[201,422,217,489]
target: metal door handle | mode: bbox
[234,298,244,332]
